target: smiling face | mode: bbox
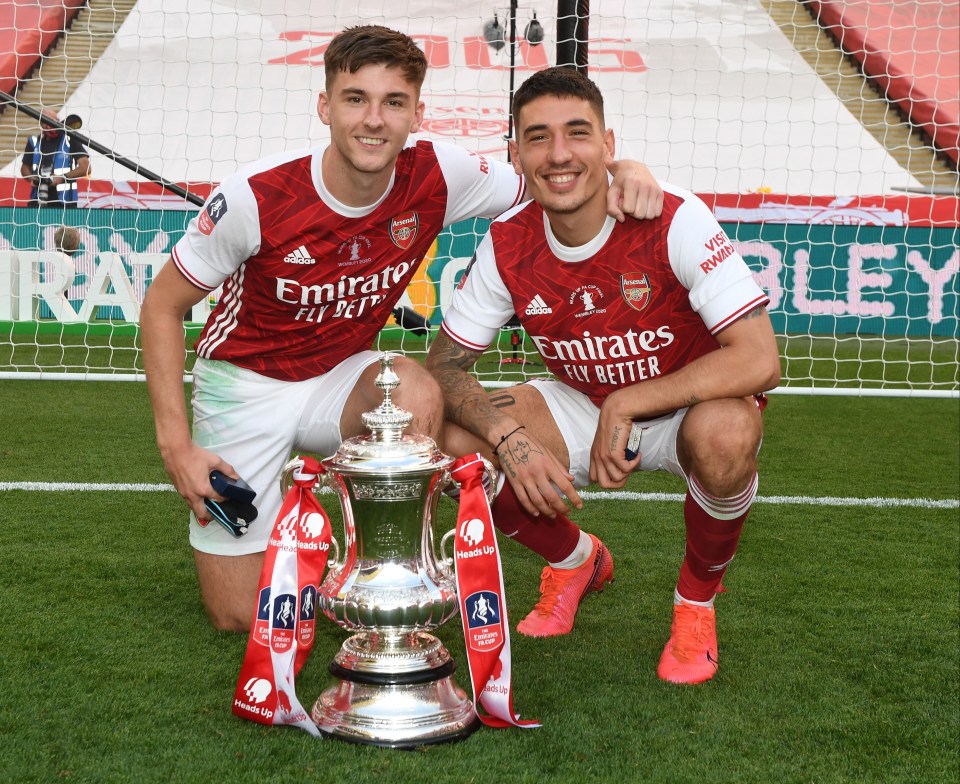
[509,94,614,226]
[317,63,425,204]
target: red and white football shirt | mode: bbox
[442,183,769,410]
[172,138,524,381]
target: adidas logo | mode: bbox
[283,245,317,265]
[524,294,552,315]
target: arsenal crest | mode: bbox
[389,211,419,250]
[621,272,652,313]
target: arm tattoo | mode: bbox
[741,305,766,320]
[427,331,506,434]
[490,392,517,411]
[428,331,481,372]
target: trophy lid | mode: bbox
[323,353,453,475]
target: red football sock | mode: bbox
[676,472,758,603]
[491,480,581,563]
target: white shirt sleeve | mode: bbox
[440,231,514,351]
[431,141,525,227]
[171,173,262,291]
[666,186,768,334]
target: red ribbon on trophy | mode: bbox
[232,457,331,737]
[450,454,540,729]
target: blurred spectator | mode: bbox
[48,225,79,310]
[54,226,95,306]
[54,225,80,255]
[21,109,90,208]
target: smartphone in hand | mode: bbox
[624,423,644,461]
[204,470,258,537]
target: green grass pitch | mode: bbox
[0,380,956,783]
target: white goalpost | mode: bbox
[0,0,956,397]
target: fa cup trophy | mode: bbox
[282,353,492,747]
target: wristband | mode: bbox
[493,426,524,455]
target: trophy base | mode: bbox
[312,654,479,748]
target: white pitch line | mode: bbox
[0,482,177,492]
[579,491,959,509]
[0,482,956,509]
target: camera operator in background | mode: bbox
[21,109,89,208]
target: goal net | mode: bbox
[0,0,956,396]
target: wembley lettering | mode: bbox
[530,326,674,362]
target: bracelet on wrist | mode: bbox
[493,425,524,455]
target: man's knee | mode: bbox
[204,604,252,633]
[194,549,263,633]
[680,400,762,495]
[392,357,444,437]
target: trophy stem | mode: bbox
[332,631,454,678]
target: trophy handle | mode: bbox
[279,455,310,495]
[278,456,344,572]
[326,535,341,569]
[439,527,457,575]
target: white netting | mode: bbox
[0,0,957,394]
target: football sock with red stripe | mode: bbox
[676,472,757,604]
[491,480,581,564]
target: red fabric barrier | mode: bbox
[0,177,213,210]
[808,0,960,166]
[0,0,86,96]
[0,177,954,226]
[698,192,960,228]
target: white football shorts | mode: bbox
[525,378,688,489]
[188,352,381,555]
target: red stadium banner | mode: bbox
[698,192,960,228]
[0,177,213,210]
[0,177,955,227]
[807,0,960,166]
[0,0,86,95]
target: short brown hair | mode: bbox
[513,67,605,129]
[54,226,80,254]
[324,26,427,90]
